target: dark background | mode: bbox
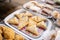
[0,3,15,21]
[0,0,30,21]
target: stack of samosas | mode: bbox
[0,26,25,40]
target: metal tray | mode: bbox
[23,1,54,18]
[4,9,52,40]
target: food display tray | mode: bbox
[23,1,54,18]
[4,9,52,40]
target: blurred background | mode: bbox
[0,0,60,21]
[0,0,34,21]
